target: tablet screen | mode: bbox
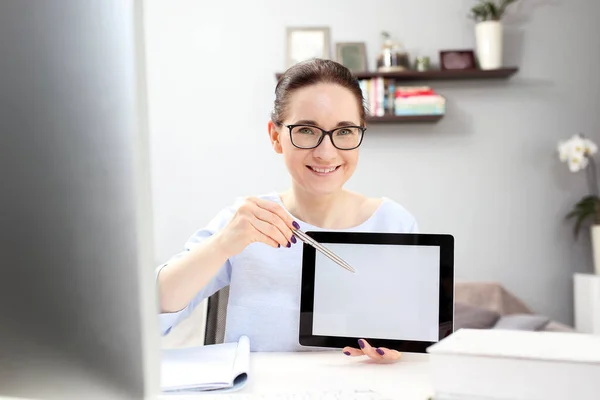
[312,243,440,342]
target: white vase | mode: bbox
[591,225,600,275]
[475,20,503,70]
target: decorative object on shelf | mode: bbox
[415,56,431,72]
[468,0,519,70]
[285,27,331,68]
[439,50,477,70]
[335,42,367,73]
[376,31,410,72]
[557,133,600,275]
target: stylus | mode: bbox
[292,228,356,273]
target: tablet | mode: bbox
[299,232,454,353]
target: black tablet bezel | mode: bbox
[299,232,454,353]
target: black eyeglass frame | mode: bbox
[285,124,367,150]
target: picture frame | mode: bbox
[439,50,477,70]
[286,27,331,68]
[335,42,368,72]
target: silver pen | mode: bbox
[292,228,356,273]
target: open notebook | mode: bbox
[160,335,250,393]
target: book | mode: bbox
[426,328,600,400]
[160,335,250,393]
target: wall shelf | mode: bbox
[366,114,443,123]
[275,67,519,82]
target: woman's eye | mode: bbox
[299,128,313,134]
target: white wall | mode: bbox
[144,0,600,325]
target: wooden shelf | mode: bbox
[366,114,443,123]
[275,67,518,81]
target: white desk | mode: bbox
[161,351,433,399]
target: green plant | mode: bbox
[469,0,519,22]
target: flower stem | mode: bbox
[588,156,599,197]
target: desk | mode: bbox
[161,351,434,399]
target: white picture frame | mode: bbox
[286,27,331,68]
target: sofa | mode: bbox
[454,281,575,332]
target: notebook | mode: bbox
[160,335,250,393]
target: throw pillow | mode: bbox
[454,302,501,330]
[492,314,550,331]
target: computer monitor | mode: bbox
[1,1,159,399]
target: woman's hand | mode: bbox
[215,196,299,257]
[342,339,402,363]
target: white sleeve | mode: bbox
[155,204,237,336]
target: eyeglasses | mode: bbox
[285,124,366,150]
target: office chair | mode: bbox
[204,285,230,345]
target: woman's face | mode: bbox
[269,83,363,197]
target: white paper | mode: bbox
[160,336,250,392]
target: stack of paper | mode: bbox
[426,329,600,400]
[160,335,250,393]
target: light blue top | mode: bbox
[157,192,418,351]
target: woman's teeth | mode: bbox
[310,166,338,173]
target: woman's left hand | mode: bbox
[342,339,402,363]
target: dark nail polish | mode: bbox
[291,235,297,244]
[287,242,291,248]
[278,244,280,248]
[293,221,300,229]
[343,351,351,356]
[358,339,365,349]
[376,348,384,356]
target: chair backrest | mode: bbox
[204,285,230,345]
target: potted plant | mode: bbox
[557,133,600,275]
[468,0,519,70]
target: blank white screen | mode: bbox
[312,243,440,342]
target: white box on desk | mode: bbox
[426,328,600,400]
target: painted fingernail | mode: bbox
[287,242,291,248]
[278,244,281,248]
[343,351,351,356]
[376,348,385,356]
[292,221,300,229]
[291,235,297,244]
[358,339,365,349]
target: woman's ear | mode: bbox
[267,120,283,154]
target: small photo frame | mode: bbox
[286,27,331,68]
[335,42,368,72]
[439,50,477,70]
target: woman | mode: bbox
[156,58,418,363]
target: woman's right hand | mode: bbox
[214,196,300,257]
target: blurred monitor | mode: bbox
[0,1,159,399]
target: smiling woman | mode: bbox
[155,58,419,363]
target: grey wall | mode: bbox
[144,0,600,325]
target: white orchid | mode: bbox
[557,134,598,172]
[558,133,600,238]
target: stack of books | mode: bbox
[426,328,600,400]
[358,77,445,117]
[394,86,445,116]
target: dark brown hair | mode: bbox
[271,58,367,126]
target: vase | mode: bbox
[591,225,600,275]
[475,20,503,70]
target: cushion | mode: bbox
[492,314,550,331]
[454,301,501,330]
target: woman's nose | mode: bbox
[312,134,338,160]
